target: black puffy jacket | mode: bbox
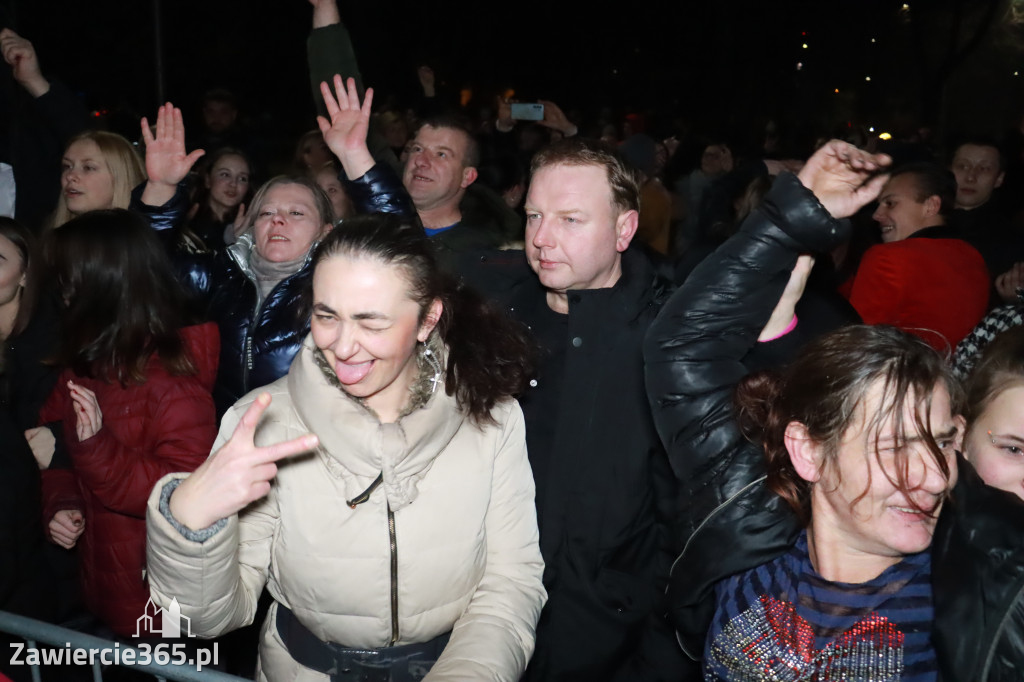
[644,172,1024,680]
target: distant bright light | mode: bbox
[902,3,910,10]
[834,88,840,93]
[879,132,893,140]
[802,43,809,49]
[796,62,804,70]
[865,76,872,81]
[869,127,875,132]
[871,38,877,43]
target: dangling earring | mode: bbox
[420,342,442,394]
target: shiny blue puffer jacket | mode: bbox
[131,165,414,417]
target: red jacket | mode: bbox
[40,323,219,637]
[847,228,989,352]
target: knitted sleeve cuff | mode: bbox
[158,478,228,543]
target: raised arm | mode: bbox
[1,29,49,97]
[138,103,205,208]
[318,75,416,218]
[317,75,375,181]
[643,141,888,657]
[645,141,888,500]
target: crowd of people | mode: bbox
[3,1,1024,681]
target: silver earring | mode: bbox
[421,343,442,394]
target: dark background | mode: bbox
[4,0,1024,155]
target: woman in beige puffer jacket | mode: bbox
[145,215,546,681]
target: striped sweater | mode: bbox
[704,531,935,681]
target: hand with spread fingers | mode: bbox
[169,393,319,531]
[797,140,891,219]
[317,75,375,181]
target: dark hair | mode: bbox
[890,162,958,218]
[965,327,1024,429]
[950,136,1005,171]
[45,209,195,384]
[416,114,480,169]
[0,217,35,338]
[735,325,960,524]
[310,214,536,424]
[181,147,254,251]
[531,137,641,214]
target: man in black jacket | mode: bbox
[505,138,690,681]
[318,76,690,679]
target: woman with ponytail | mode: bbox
[145,213,546,681]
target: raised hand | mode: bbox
[141,103,205,188]
[68,381,102,442]
[308,0,341,28]
[0,29,49,97]
[417,65,436,98]
[317,75,375,180]
[537,100,577,137]
[49,509,85,549]
[796,140,890,219]
[169,393,319,531]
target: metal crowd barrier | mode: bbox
[0,611,247,682]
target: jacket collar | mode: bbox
[287,335,466,511]
[226,232,318,284]
[566,247,665,324]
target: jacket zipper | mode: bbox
[668,475,768,661]
[344,474,397,646]
[388,504,399,646]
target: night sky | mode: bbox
[6,0,1024,156]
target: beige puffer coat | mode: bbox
[146,336,546,681]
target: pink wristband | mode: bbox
[759,314,798,343]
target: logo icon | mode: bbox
[134,598,193,638]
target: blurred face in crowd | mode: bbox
[203,100,237,134]
[0,234,26,313]
[791,380,960,580]
[701,144,734,177]
[206,154,251,216]
[311,255,441,423]
[872,173,940,243]
[315,167,354,222]
[951,144,1004,211]
[964,384,1024,501]
[524,163,638,313]
[301,135,332,173]
[251,183,330,263]
[402,125,477,213]
[61,139,116,216]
